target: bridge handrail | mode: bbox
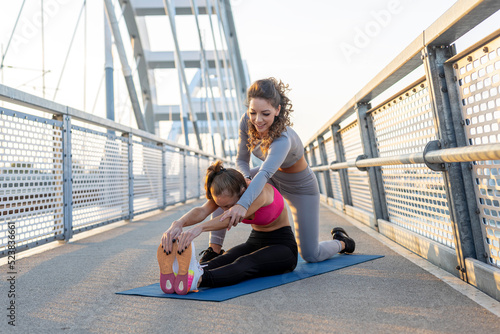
[0,82,231,258]
[311,142,500,171]
[304,0,500,304]
[0,84,228,161]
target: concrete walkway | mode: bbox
[1,199,500,333]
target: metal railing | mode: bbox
[304,0,500,303]
[0,83,231,257]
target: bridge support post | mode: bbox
[58,113,73,242]
[124,133,134,221]
[317,135,333,199]
[160,143,167,210]
[308,143,323,194]
[217,0,248,113]
[355,102,388,231]
[442,47,486,264]
[197,153,201,198]
[422,45,485,280]
[182,149,187,203]
[162,0,203,151]
[331,124,352,208]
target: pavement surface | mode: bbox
[1,199,500,333]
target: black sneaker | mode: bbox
[331,227,355,254]
[199,247,225,264]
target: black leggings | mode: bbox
[199,226,298,288]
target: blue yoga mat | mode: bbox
[117,254,383,302]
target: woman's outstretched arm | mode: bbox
[220,136,290,226]
[161,200,218,253]
[176,187,270,251]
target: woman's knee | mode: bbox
[299,247,321,263]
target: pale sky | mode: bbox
[231,0,499,142]
[1,0,499,144]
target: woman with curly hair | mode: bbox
[199,77,356,263]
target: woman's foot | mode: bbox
[174,242,203,295]
[331,227,356,254]
[157,242,178,294]
[199,247,225,264]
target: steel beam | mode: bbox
[57,114,73,242]
[317,136,333,198]
[160,143,167,209]
[118,1,157,134]
[124,133,134,221]
[190,0,227,157]
[162,0,203,150]
[208,0,241,140]
[215,0,247,112]
[132,0,212,16]
[422,45,478,280]
[331,124,352,208]
[355,103,387,229]
[444,45,496,264]
[146,50,230,69]
[103,0,148,132]
[308,143,325,195]
[104,12,114,132]
[205,0,237,151]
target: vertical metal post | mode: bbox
[208,0,240,140]
[177,73,190,146]
[207,1,237,156]
[160,143,167,210]
[58,113,73,241]
[215,0,247,112]
[317,135,333,198]
[355,102,387,230]
[182,149,187,203]
[303,147,310,165]
[197,153,201,198]
[104,9,114,133]
[190,0,227,157]
[162,0,203,150]
[443,46,486,263]
[103,0,148,132]
[422,45,481,279]
[331,124,352,208]
[199,68,218,156]
[124,133,134,221]
[308,143,324,194]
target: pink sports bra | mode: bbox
[241,185,284,225]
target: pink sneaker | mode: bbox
[157,243,179,294]
[174,242,204,295]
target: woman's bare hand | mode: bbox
[176,225,203,252]
[161,221,183,254]
[220,204,247,229]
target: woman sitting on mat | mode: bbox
[157,160,354,295]
[157,160,296,294]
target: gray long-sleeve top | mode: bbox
[236,113,304,209]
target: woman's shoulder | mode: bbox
[257,183,275,206]
[239,113,249,131]
[278,126,303,146]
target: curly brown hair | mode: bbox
[246,78,293,154]
[205,160,246,200]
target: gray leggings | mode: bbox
[209,167,342,263]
